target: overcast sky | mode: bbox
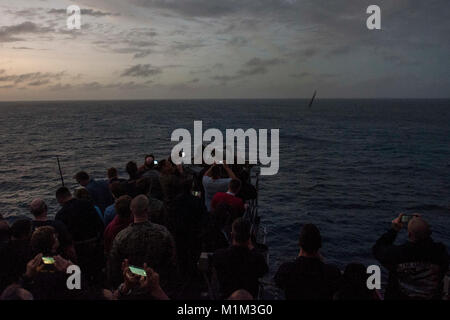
[0,0,449,100]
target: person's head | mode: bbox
[231,218,251,246]
[408,216,431,243]
[228,179,241,194]
[130,195,149,221]
[228,289,253,300]
[211,165,221,179]
[126,161,138,179]
[56,186,72,205]
[158,159,173,174]
[74,171,90,186]
[31,226,59,256]
[115,195,132,220]
[107,167,118,180]
[73,187,93,203]
[73,187,89,200]
[298,223,322,255]
[145,154,155,168]
[30,198,48,219]
[110,181,126,199]
[0,284,33,300]
[10,219,32,241]
[136,177,152,196]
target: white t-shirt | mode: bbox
[202,176,231,212]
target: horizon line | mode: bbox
[1,97,449,103]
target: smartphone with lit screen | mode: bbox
[129,265,147,277]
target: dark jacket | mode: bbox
[373,228,449,300]
[55,199,104,243]
[86,179,114,213]
[212,245,268,298]
[274,256,341,300]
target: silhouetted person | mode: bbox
[211,179,245,218]
[107,195,176,293]
[107,167,126,185]
[373,213,449,300]
[275,224,341,300]
[0,219,32,293]
[104,195,132,255]
[55,187,104,284]
[212,218,268,298]
[30,198,74,260]
[334,263,379,300]
[202,163,238,212]
[74,171,114,213]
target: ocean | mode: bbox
[0,99,449,278]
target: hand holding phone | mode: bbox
[129,265,147,277]
[42,257,55,264]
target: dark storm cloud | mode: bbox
[129,0,449,54]
[120,64,163,77]
[0,21,53,42]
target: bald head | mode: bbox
[130,195,149,219]
[30,199,47,218]
[408,216,431,242]
[228,289,253,300]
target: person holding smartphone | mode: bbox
[372,213,449,300]
[116,259,169,300]
[202,161,239,213]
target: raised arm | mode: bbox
[223,162,239,180]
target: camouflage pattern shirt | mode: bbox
[107,220,176,289]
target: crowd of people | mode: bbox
[0,153,448,300]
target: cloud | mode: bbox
[48,81,150,91]
[12,46,34,50]
[130,0,299,18]
[0,21,53,42]
[47,8,119,17]
[49,83,73,91]
[28,79,51,86]
[212,57,285,83]
[0,84,15,89]
[92,28,158,59]
[289,72,310,79]
[238,57,284,76]
[0,71,65,86]
[227,36,249,47]
[120,64,163,77]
